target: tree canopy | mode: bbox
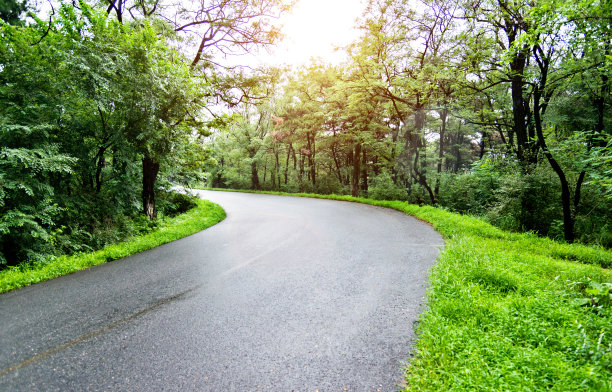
[207,0,611,246]
[0,0,610,267]
[0,0,292,266]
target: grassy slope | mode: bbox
[205,188,612,391]
[391,203,611,391]
[0,198,226,294]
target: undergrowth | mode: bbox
[203,188,612,391]
[0,198,225,294]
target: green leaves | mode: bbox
[0,0,27,25]
[0,1,208,265]
[0,147,75,175]
[574,279,612,310]
[585,138,612,199]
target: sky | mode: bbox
[251,0,368,67]
[32,0,368,68]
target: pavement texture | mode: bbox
[0,190,443,391]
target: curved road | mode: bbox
[0,190,443,391]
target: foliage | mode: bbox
[0,1,205,266]
[0,197,225,293]
[397,208,612,391]
[0,0,27,25]
[435,156,612,247]
[0,19,79,265]
[367,171,409,201]
[573,279,612,311]
[156,189,198,217]
[586,138,612,198]
[204,0,611,246]
[436,160,502,216]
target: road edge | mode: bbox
[0,197,226,294]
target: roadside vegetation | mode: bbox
[393,203,612,391]
[201,188,612,391]
[0,196,225,293]
[1,0,288,270]
[2,0,610,389]
[205,0,611,248]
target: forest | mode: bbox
[1,0,610,269]
[207,0,612,247]
[0,0,289,267]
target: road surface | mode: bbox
[0,190,443,391]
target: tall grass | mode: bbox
[0,198,225,294]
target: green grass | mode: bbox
[0,198,226,294]
[203,188,612,391]
[391,205,611,391]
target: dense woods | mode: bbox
[1,0,610,268]
[0,0,289,266]
[207,0,611,247]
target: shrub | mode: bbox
[157,190,198,217]
[437,171,500,215]
[486,166,561,235]
[368,171,409,201]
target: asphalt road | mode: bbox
[0,190,443,391]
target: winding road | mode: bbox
[0,190,443,391]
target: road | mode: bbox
[0,190,443,391]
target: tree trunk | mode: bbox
[142,156,159,220]
[352,143,362,197]
[505,22,536,164]
[251,161,260,190]
[540,151,575,242]
[534,86,575,242]
[95,155,105,194]
[361,148,368,193]
[298,153,305,186]
[284,144,292,185]
[435,106,448,198]
[331,144,344,184]
[413,107,435,204]
[275,149,280,190]
[307,132,316,186]
[479,129,487,159]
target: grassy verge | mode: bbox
[388,203,611,391]
[0,198,225,294]
[202,188,612,391]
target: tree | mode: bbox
[203,0,610,246]
[0,0,27,25]
[453,0,611,242]
[0,0,208,264]
[0,18,76,264]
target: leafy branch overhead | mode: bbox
[101,0,290,67]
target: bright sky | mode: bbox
[254,0,367,67]
[34,0,367,68]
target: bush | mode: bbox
[368,171,409,201]
[313,174,344,195]
[157,190,198,217]
[486,166,561,235]
[437,170,500,215]
[437,156,612,248]
[574,184,612,247]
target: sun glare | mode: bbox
[260,0,367,67]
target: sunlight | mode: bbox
[260,0,367,66]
